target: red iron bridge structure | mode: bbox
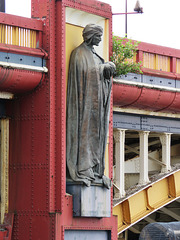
[0,0,179,239]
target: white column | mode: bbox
[160,133,172,173]
[114,129,126,198]
[139,131,150,185]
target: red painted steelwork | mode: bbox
[55,195,118,240]
[7,0,117,239]
[0,43,48,58]
[113,83,142,106]
[0,232,7,239]
[49,0,56,213]
[0,214,14,240]
[138,41,180,58]
[113,83,180,113]
[129,40,180,80]
[55,0,66,213]
[0,12,43,31]
[0,67,44,93]
[113,39,180,112]
[131,88,175,111]
[116,38,180,80]
[165,92,180,113]
[141,67,180,80]
[0,44,47,93]
[62,0,112,18]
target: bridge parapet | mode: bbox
[0,13,47,95]
[137,41,180,79]
[0,12,43,48]
[112,41,180,237]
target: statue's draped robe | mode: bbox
[66,42,112,186]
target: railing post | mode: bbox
[136,50,143,63]
[171,57,176,73]
[160,133,172,173]
[114,129,126,198]
[139,131,150,185]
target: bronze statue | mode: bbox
[66,24,115,188]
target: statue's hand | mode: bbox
[103,62,116,79]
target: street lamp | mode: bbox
[113,0,143,37]
[0,0,5,12]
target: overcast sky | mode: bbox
[102,0,180,49]
[6,0,31,18]
[5,0,180,49]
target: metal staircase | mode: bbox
[113,131,180,236]
[113,166,180,234]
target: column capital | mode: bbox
[113,129,126,143]
[160,132,172,145]
[139,130,150,136]
[160,132,172,136]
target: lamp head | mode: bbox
[134,0,143,13]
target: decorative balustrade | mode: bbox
[136,41,180,78]
[0,24,37,48]
[0,12,47,94]
[0,12,43,48]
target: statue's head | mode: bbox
[82,24,103,46]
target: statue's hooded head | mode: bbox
[83,24,103,46]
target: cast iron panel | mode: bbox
[113,112,141,130]
[141,115,180,133]
[176,79,180,89]
[0,52,45,67]
[116,73,177,88]
[65,230,110,240]
[0,52,7,62]
[7,53,43,67]
[113,112,180,134]
[118,73,176,88]
[116,73,142,82]
[143,75,175,88]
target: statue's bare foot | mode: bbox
[102,175,112,189]
[83,179,91,187]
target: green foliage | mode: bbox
[110,35,142,76]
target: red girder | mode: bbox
[7,0,117,240]
[113,83,180,113]
[0,12,43,31]
[0,67,44,93]
[0,44,48,58]
[0,214,14,240]
[138,41,180,58]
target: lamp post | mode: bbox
[0,0,5,12]
[125,0,128,37]
[113,0,143,37]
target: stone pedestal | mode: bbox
[66,182,111,217]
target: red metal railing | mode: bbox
[113,41,180,113]
[0,12,43,48]
[0,12,47,94]
[137,41,180,79]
